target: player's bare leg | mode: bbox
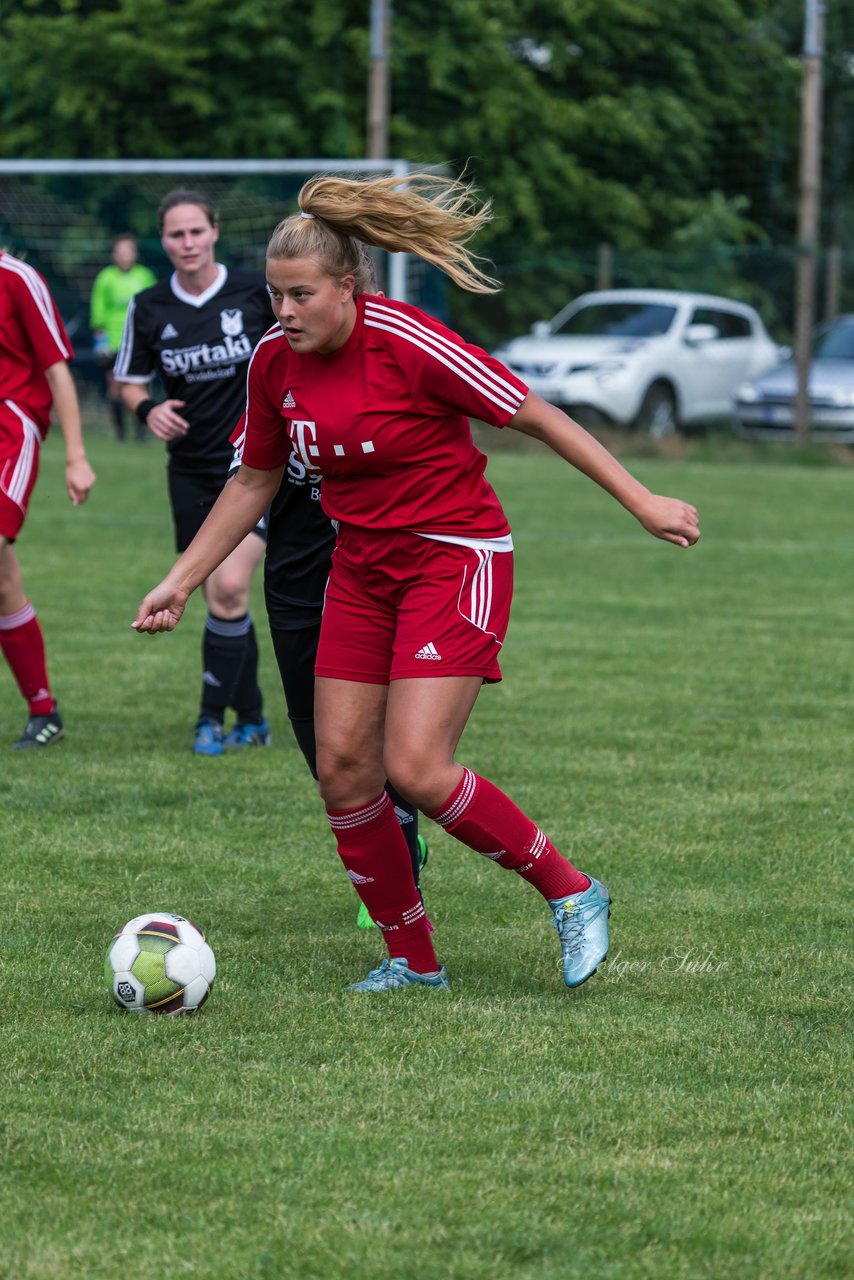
[383,674,482,813]
[315,677,445,989]
[315,676,389,809]
[384,675,610,989]
[0,539,27,616]
[203,528,265,620]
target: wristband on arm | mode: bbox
[135,398,157,424]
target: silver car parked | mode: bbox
[493,288,780,437]
[735,314,854,442]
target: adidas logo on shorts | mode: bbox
[414,642,441,661]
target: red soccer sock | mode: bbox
[326,792,440,973]
[0,603,54,715]
[430,768,590,901]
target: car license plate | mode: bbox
[761,404,789,425]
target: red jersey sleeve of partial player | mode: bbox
[362,297,528,427]
[9,259,73,369]
[239,335,292,470]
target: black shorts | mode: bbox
[167,467,267,553]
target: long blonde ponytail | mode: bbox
[266,171,500,295]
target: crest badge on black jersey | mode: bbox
[220,308,244,337]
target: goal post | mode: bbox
[0,157,422,346]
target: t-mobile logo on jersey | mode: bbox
[288,419,375,470]
[288,420,322,473]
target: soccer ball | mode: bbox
[105,913,216,1015]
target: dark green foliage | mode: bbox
[2,4,853,345]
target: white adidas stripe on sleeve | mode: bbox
[364,300,526,417]
[1,401,41,508]
[1,256,71,359]
[112,295,139,377]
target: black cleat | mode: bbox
[12,706,65,749]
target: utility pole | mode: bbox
[793,0,825,440]
[365,0,407,299]
[366,0,391,160]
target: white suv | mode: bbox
[493,288,780,436]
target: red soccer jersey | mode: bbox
[240,294,528,538]
[0,253,73,434]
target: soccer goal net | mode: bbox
[0,158,447,363]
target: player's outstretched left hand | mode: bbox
[636,495,700,548]
[133,581,189,634]
[66,457,96,506]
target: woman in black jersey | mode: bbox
[115,190,272,756]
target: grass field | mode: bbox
[1,421,851,1279]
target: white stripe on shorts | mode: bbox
[2,401,42,510]
[456,549,500,637]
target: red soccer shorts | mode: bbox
[0,401,43,540]
[315,526,514,685]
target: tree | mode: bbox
[0,0,367,159]
[0,0,815,340]
[392,0,800,338]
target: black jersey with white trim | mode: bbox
[229,420,336,628]
[264,456,336,629]
[115,266,271,476]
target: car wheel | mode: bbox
[635,383,679,439]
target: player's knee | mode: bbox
[384,753,440,811]
[207,574,249,616]
[316,747,383,811]
[0,545,24,607]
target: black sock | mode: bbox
[200,612,253,722]
[270,623,318,774]
[231,621,264,723]
[110,398,125,440]
[385,783,423,889]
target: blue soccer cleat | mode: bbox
[223,717,271,749]
[549,876,611,988]
[192,718,224,756]
[347,956,449,992]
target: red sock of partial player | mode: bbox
[326,792,440,973]
[430,768,589,900]
[0,603,54,715]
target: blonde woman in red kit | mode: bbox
[135,172,700,993]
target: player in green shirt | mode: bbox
[89,235,156,442]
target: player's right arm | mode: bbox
[133,462,284,633]
[44,360,96,505]
[6,257,97,505]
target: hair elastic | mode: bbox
[299,211,316,220]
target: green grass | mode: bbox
[1,422,851,1279]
